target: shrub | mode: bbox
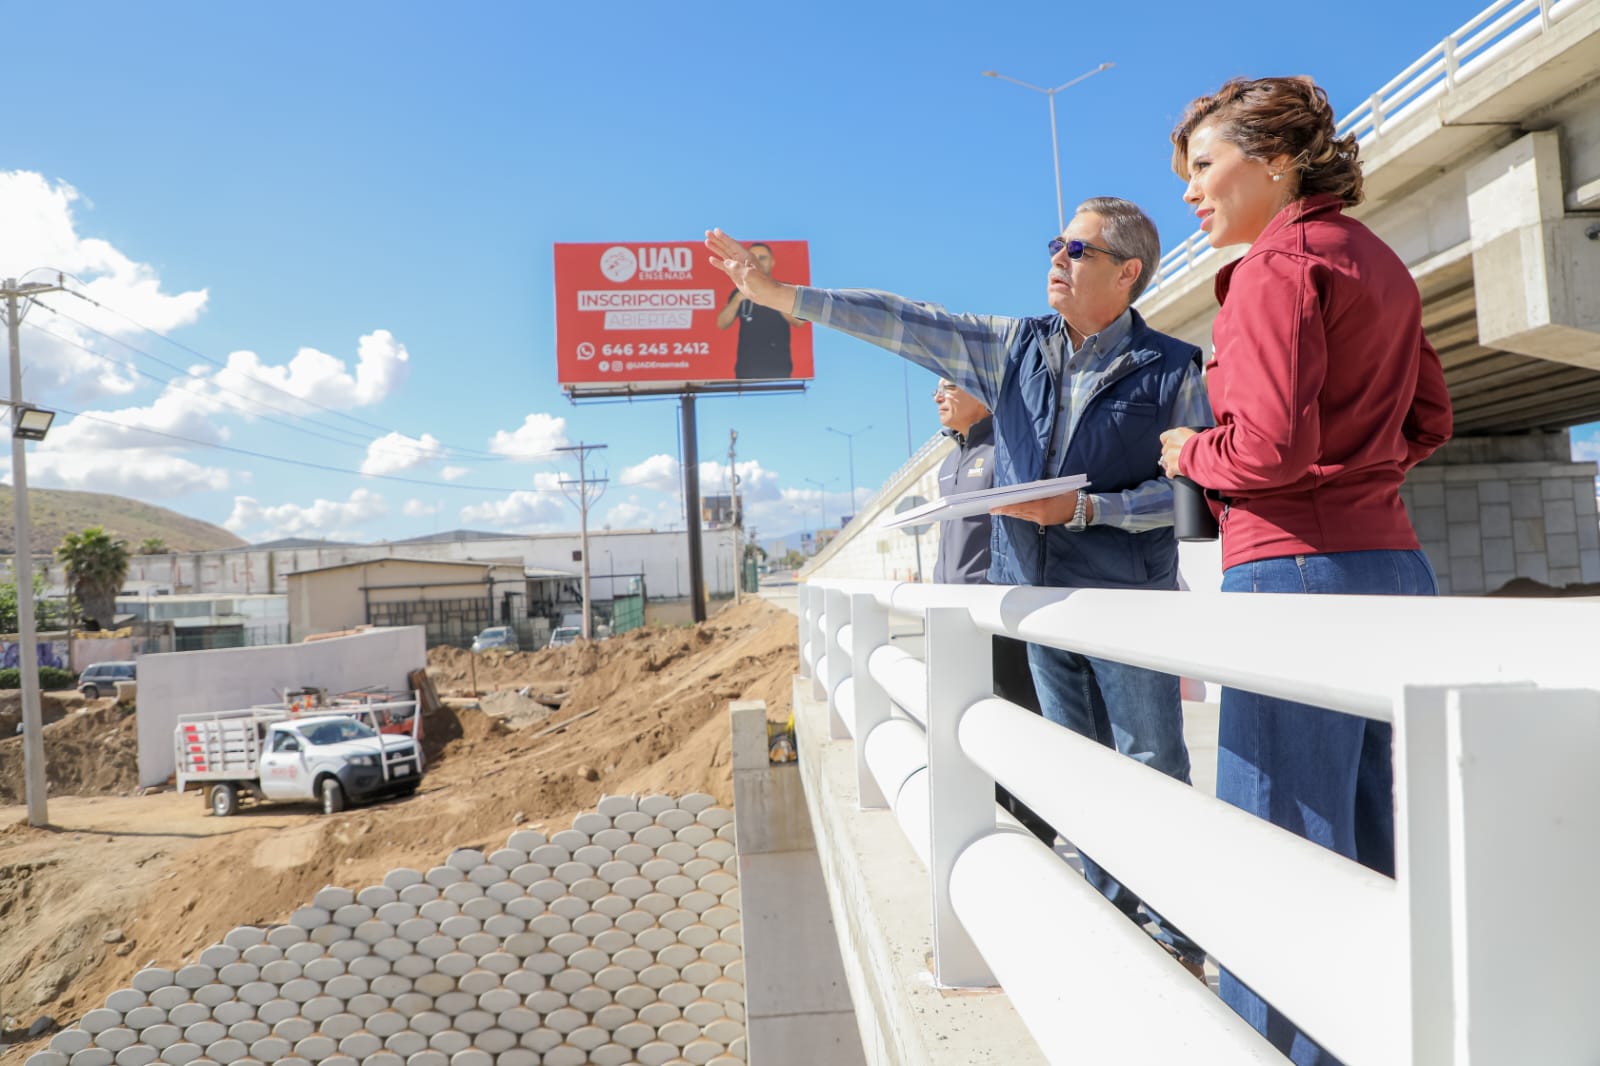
[0,666,80,690]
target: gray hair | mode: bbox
[1075,196,1161,303]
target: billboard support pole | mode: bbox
[681,394,707,623]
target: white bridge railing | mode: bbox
[1143,0,1584,299]
[796,578,1600,1064]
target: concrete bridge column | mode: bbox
[1468,129,1600,369]
[1401,432,1600,594]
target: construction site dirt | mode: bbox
[0,597,796,1058]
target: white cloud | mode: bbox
[40,383,229,454]
[489,413,570,460]
[21,449,230,498]
[225,489,389,541]
[0,170,208,401]
[604,500,655,528]
[1572,437,1600,463]
[403,499,441,518]
[459,490,567,529]
[701,458,780,502]
[441,466,470,481]
[618,455,777,501]
[620,453,679,491]
[211,329,410,413]
[362,432,445,476]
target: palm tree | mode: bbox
[56,526,130,630]
[138,537,169,556]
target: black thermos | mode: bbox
[1172,475,1219,542]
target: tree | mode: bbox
[0,571,49,634]
[56,526,130,630]
[138,537,169,556]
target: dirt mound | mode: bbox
[0,691,85,738]
[0,703,140,805]
[0,598,797,1053]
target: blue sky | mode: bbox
[5,0,1594,546]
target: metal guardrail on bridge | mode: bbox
[797,578,1600,1063]
[1143,0,1584,299]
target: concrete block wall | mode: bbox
[1401,434,1600,594]
[29,795,747,1066]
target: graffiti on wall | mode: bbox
[1,640,70,670]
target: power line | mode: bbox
[38,280,528,461]
[43,403,568,495]
[31,299,522,460]
[23,295,577,468]
[23,318,405,454]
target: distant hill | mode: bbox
[0,486,244,555]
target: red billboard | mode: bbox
[554,240,812,392]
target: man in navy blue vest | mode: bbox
[706,198,1212,977]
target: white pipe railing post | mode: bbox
[923,605,997,988]
[809,586,827,702]
[850,591,891,808]
[1445,684,1600,1061]
[797,584,813,682]
[824,586,852,740]
[1393,684,1456,1064]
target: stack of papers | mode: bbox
[881,475,1090,529]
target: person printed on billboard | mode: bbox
[715,242,805,379]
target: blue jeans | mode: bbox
[1218,548,1437,1065]
[1026,643,1202,962]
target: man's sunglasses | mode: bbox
[1048,236,1126,261]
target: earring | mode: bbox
[1271,173,1283,182]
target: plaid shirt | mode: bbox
[792,287,1212,532]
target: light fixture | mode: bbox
[12,406,55,442]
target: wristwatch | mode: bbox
[1066,492,1090,532]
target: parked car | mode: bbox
[79,660,136,699]
[547,626,582,648]
[471,626,519,653]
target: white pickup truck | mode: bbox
[175,701,424,817]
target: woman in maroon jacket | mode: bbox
[1159,76,1452,1064]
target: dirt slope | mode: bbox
[0,597,795,1057]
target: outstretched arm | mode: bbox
[705,228,1019,408]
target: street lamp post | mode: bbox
[982,62,1115,232]
[824,424,870,525]
[802,476,834,548]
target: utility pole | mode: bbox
[4,275,67,828]
[728,429,741,605]
[555,442,608,641]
